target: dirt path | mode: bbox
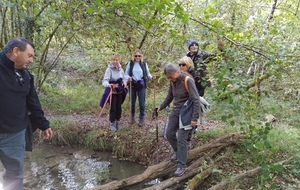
[47,111,224,165]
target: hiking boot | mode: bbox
[116,121,122,130]
[138,119,144,127]
[130,117,135,125]
[174,167,186,177]
[110,122,117,131]
[170,153,177,163]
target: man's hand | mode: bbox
[42,128,53,139]
[191,121,197,127]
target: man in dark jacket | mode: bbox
[0,37,53,190]
[186,40,211,96]
[156,63,200,177]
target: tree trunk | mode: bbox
[185,147,234,190]
[88,133,242,190]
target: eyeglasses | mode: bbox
[179,64,186,67]
[134,55,141,58]
[15,71,25,86]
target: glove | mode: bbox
[152,107,159,119]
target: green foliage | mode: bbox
[1,0,299,188]
[49,118,81,146]
[40,79,102,114]
[82,129,110,151]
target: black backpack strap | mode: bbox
[129,60,147,79]
[140,61,147,79]
[129,60,134,77]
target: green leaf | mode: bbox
[270,164,283,172]
[253,142,263,150]
[230,120,235,126]
[212,168,223,174]
[86,7,94,14]
[221,115,227,121]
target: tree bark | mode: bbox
[267,0,277,23]
[143,147,225,190]
[88,133,242,190]
[185,147,234,190]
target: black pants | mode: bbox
[109,93,122,122]
[195,79,206,96]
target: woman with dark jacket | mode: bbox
[186,40,211,97]
[156,63,200,177]
[178,55,195,78]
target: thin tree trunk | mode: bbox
[267,0,277,23]
[207,157,292,190]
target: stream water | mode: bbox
[0,144,146,190]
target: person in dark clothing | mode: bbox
[0,37,53,190]
[155,63,200,177]
[186,40,212,96]
[178,55,195,77]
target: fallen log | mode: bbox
[88,161,175,190]
[143,147,225,190]
[185,147,234,190]
[88,132,242,190]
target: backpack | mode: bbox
[171,75,193,93]
[173,75,210,114]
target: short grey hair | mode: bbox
[3,37,34,53]
[164,63,179,75]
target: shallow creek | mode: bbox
[0,144,146,190]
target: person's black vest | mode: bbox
[128,60,148,87]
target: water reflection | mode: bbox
[0,144,146,190]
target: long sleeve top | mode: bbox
[102,63,126,88]
[124,61,153,81]
[0,51,50,133]
[159,72,200,122]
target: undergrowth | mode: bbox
[36,64,300,189]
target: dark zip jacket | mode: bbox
[159,72,200,122]
[0,51,50,133]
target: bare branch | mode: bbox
[208,157,292,190]
[267,0,277,23]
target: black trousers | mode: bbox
[109,93,122,122]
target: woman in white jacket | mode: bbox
[102,54,127,131]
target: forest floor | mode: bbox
[47,110,225,165]
[45,111,299,189]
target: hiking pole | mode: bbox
[153,80,158,143]
[153,80,159,158]
[129,80,132,125]
[153,77,160,184]
[98,88,112,120]
[161,106,169,137]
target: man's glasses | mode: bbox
[15,71,25,86]
[135,55,141,58]
[179,63,186,67]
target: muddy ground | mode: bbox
[47,111,224,165]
